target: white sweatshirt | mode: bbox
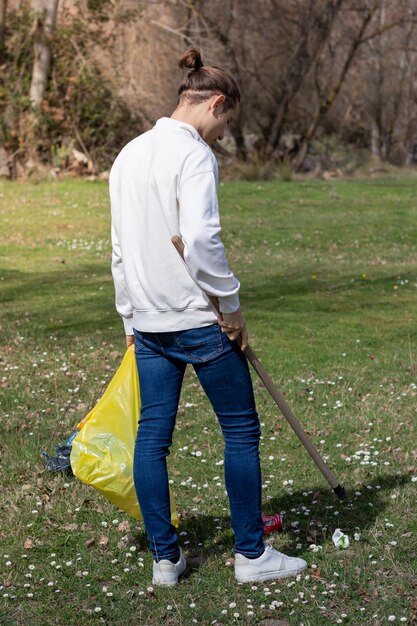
[109,117,240,334]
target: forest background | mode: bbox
[1,0,417,181]
[1,3,417,624]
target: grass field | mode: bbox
[0,176,416,626]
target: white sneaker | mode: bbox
[152,550,187,587]
[235,544,307,583]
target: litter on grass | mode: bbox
[332,528,350,548]
[41,431,78,473]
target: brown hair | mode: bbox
[178,48,240,112]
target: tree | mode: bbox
[365,0,417,162]
[291,2,377,170]
[0,0,7,64]
[1,0,416,175]
[29,0,59,108]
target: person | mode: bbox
[109,48,307,586]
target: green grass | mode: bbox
[0,176,416,626]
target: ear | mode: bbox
[210,94,225,113]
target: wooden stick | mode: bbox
[171,235,347,500]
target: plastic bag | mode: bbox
[42,443,73,473]
[70,345,179,526]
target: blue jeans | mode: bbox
[133,324,264,561]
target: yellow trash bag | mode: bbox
[70,345,179,526]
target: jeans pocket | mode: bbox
[133,329,145,355]
[174,324,223,362]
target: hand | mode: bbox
[126,335,134,349]
[219,308,249,351]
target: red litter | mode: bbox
[262,514,284,533]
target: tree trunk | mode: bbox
[29,0,59,108]
[230,121,247,160]
[405,141,417,166]
[0,145,10,178]
[0,0,7,64]
[371,117,382,160]
[370,0,384,161]
[383,0,414,163]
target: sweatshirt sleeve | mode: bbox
[178,164,240,314]
[109,168,134,335]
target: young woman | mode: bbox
[110,48,307,586]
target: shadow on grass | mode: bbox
[0,265,118,338]
[243,271,413,315]
[130,472,410,565]
[1,265,412,343]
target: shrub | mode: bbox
[0,4,143,175]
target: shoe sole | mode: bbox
[152,578,179,587]
[235,562,307,583]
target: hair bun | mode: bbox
[178,48,204,71]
